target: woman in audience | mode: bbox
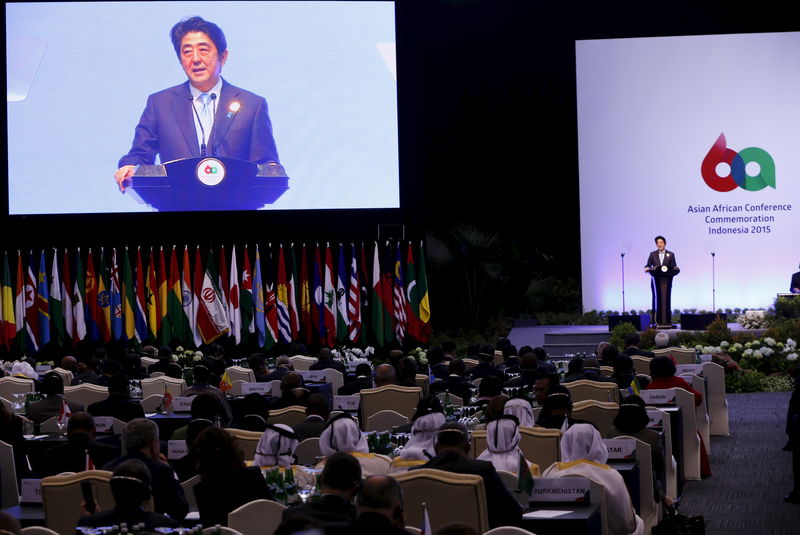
[543,424,642,535]
[477,414,539,475]
[504,397,535,428]
[391,397,446,472]
[171,419,214,482]
[192,427,273,526]
[317,414,391,476]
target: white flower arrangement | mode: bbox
[193,355,203,362]
[732,343,743,351]
[760,347,775,357]
[736,309,767,329]
[788,353,798,361]
[752,350,763,359]
[694,344,704,351]
[720,341,730,349]
[787,338,797,350]
[764,337,776,347]
[743,348,753,357]
[702,345,722,354]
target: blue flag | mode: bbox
[254,245,266,347]
[36,250,51,346]
[109,248,122,340]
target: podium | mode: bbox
[128,157,289,212]
[649,266,679,328]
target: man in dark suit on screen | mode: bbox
[114,16,279,191]
[790,263,800,294]
[645,235,680,327]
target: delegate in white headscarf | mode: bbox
[477,415,525,473]
[503,398,535,428]
[254,424,299,467]
[399,411,446,461]
[319,414,369,457]
[559,423,609,464]
[11,362,37,380]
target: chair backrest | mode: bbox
[294,438,322,466]
[50,368,74,387]
[228,499,287,535]
[360,385,422,422]
[41,470,114,535]
[414,374,429,396]
[365,409,408,432]
[181,474,201,512]
[21,527,61,535]
[140,356,158,368]
[0,440,19,509]
[493,350,505,367]
[140,394,163,413]
[614,435,657,532]
[563,379,620,404]
[141,377,187,399]
[646,388,701,480]
[324,369,344,393]
[226,428,263,461]
[226,366,256,383]
[519,427,561,470]
[702,361,729,436]
[267,406,308,427]
[405,527,422,535]
[462,358,479,370]
[0,376,36,399]
[268,380,282,398]
[201,527,242,535]
[495,469,518,492]
[40,416,61,434]
[435,392,463,407]
[63,384,109,408]
[289,356,317,371]
[680,374,711,455]
[599,366,614,377]
[470,430,488,460]
[149,371,165,378]
[654,347,696,365]
[483,527,537,535]
[571,400,619,436]
[394,468,489,534]
[631,356,651,376]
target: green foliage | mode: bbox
[731,331,756,344]
[766,318,800,343]
[639,328,658,350]
[725,370,766,393]
[672,331,700,348]
[705,319,733,346]
[763,374,795,392]
[774,296,800,319]
[610,322,638,351]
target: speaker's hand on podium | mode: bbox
[114,165,136,192]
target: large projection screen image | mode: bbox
[7,1,398,214]
[576,32,800,312]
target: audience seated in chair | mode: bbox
[533,372,560,405]
[180,365,232,426]
[269,373,311,409]
[77,459,180,531]
[352,475,413,535]
[392,397,446,471]
[474,375,503,409]
[282,452,361,532]
[612,355,636,390]
[0,402,35,482]
[410,422,522,529]
[254,424,299,468]
[338,364,374,396]
[292,394,330,442]
[72,358,101,386]
[430,360,473,403]
[396,357,419,388]
[234,393,271,432]
[193,427,274,527]
[374,364,397,388]
[27,372,84,424]
[623,333,656,359]
[88,359,124,388]
[171,419,215,482]
[317,414,391,476]
[263,355,293,382]
[503,353,539,389]
[146,346,174,376]
[502,345,520,373]
[103,418,189,520]
[477,414,538,475]
[562,358,616,384]
[310,348,347,375]
[542,423,640,535]
[600,344,621,367]
[503,398,535,428]
[87,374,145,423]
[427,347,449,381]
[171,393,224,440]
[469,350,505,382]
[41,412,120,476]
[536,387,581,431]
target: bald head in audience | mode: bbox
[358,475,406,528]
[374,364,396,387]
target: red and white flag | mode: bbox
[58,398,72,427]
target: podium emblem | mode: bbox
[196,158,226,186]
[661,265,668,272]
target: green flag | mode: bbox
[417,242,431,343]
[518,452,534,495]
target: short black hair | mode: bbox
[436,422,469,449]
[466,343,480,356]
[190,393,223,420]
[532,347,548,361]
[655,235,666,244]
[650,356,677,378]
[320,453,362,491]
[502,345,518,359]
[306,393,330,418]
[478,375,502,397]
[624,333,641,347]
[412,395,443,421]
[354,363,372,377]
[41,373,64,396]
[601,345,620,362]
[448,358,466,377]
[67,412,95,434]
[427,346,445,365]
[358,475,402,510]
[170,16,227,57]
[192,365,210,384]
[111,459,152,507]
[108,374,130,395]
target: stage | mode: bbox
[508,320,768,358]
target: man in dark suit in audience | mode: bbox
[503,353,539,390]
[292,394,330,442]
[623,333,656,359]
[374,364,396,388]
[469,350,505,382]
[146,347,175,376]
[264,355,293,382]
[430,359,473,403]
[269,372,311,409]
[410,422,522,529]
[282,453,361,530]
[72,357,101,385]
[502,344,520,372]
[561,358,617,384]
[88,374,145,423]
[427,347,450,381]
[442,340,458,361]
[27,372,84,424]
[41,412,120,476]
[247,354,271,382]
[310,348,347,375]
[103,418,188,521]
[90,359,124,388]
[350,476,413,535]
[337,364,373,395]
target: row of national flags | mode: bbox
[0,241,431,354]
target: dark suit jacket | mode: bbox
[292,415,327,442]
[103,450,188,520]
[27,396,84,424]
[263,367,291,383]
[791,271,800,292]
[41,433,120,477]
[78,507,179,531]
[350,512,412,535]
[194,467,273,527]
[624,347,657,359]
[469,362,505,382]
[411,450,522,528]
[337,377,373,396]
[430,376,474,404]
[119,80,279,166]
[309,359,347,375]
[281,494,356,527]
[88,395,146,422]
[645,249,679,272]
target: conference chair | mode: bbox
[680,374,711,455]
[267,406,307,427]
[139,356,158,369]
[324,369,344,394]
[631,356,651,376]
[0,440,19,509]
[201,527,242,535]
[141,377,187,400]
[394,469,489,535]
[41,470,114,535]
[365,409,408,432]
[470,430,488,460]
[40,417,61,434]
[647,388,701,480]
[0,376,35,400]
[415,374,429,396]
[571,400,619,436]
[702,361,729,435]
[181,474,201,512]
[360,385,422,422]
[149,371,165,378]
[63,383,108,408]
[654,347,696,365]
[226,428,263,461]
[0,396,13,413]
[519,427,561,470]
[493,351,505,367]
[21,527,61,535]
[294,438,322,466]
[50,368,74,387]
[139,394,163,413]
[600,366,614,377]
[564,379,620,404]
[228,499,287,535]
[289,355,316,371]
[614,435,660,533]
[225,366,256,384]
[462,358,479,371]
[483,527,537,535]
[229,380,247,397]
[435,392,463,407]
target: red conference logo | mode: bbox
[701,133,776,192]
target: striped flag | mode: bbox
[24,253,40,351]
[15,252,26,350]
[84,250,99,342]
[370,242,385,348]
[347,244,361,343]
[183,247,198,346]
[72,249,87,343]
[97,249,112,342]
[299,244,312,345]
[196,250,230,344]
[359,243,370,345]
[37,250,51,346]
[417,242,431,343]
[420,503,431,535]
[241,246,255,338]
[49,249,65,346]
[145,248,158,342]
[158,247,169,345]
[276,245,292,344]
[218,246,230,327]
[335,243,349,343]
[122,248,137,342]
[263,246,279,349]
[134,247,148,343]
[0,252,16,348]
[253,245,267,348]
[405,242,421,342]
[192,247,204,347]
[288,245,300,341]
[312,244,324,344]
[392,243,408,344]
